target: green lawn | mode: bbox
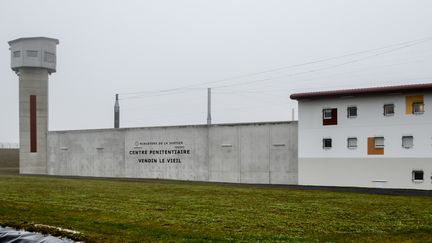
[0,175,431,242]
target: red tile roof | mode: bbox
[290,83,432,100]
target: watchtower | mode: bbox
[8,37,59,174]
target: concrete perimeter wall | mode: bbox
[0,149,19,175]
[47,122,298,184]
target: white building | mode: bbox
[291,83,432,190]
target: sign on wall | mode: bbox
[128,141,191,164]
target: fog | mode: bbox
[1,0,431,143]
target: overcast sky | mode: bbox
[1,0,432,143]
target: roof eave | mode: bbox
[8,37,60,45]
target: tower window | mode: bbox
[412,170,424,181]
[44,52,55,63]
[323,138,332,149]
[13,51,20,58]
[383,104,394,116]
[26,50,38,57]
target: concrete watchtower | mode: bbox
[8,37,59,174]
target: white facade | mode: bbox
[295,90,432,190]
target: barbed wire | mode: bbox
[0,143,19,149]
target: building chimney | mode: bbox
[114,94,120,128]
[207,88,212,125]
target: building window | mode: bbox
[368,137,384,155]
[322,108,337,126]
[374,137,384,149]
[402,136,414,149]
[347,106,357,118]
[383,104,394,116]
[26,50,38,57]
[44,52,56,63]
[412,102,424,114]
[323,138,332,149]
[13,51,20,58]
[406,95,424,114]
[323,109,333,119]
[347,137,357,149]
[412,170,424,182]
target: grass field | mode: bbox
[0,175,431,242]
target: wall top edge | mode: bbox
[299,157,432,159]
[48,121,298,134]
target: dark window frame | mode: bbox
[323,138,332,149]
[347,106,357,118]
[412,170,424,181]
[323,108,338,126]
[383,104,394,116]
